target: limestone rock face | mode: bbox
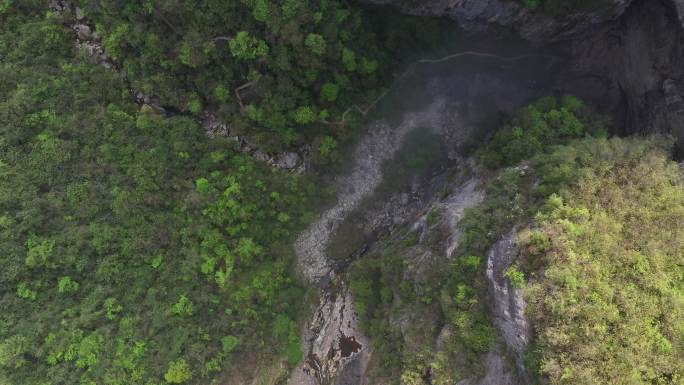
[357,0,632,41]
[486,230,531,380]
[289,287,370,385]
[563,0,684,145]
[357,0,684,150]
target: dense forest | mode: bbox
[2,1,684,385]
[0,1,449,384]
[0,2,332,384]
[64,0,449,153]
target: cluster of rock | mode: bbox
[289,288,369,385]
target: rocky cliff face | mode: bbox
[565,0,684,146]
[485,230,530,382]
[358,0,684,152]
[359,0,632,41]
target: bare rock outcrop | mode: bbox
[357,0,632,42]
[564,0,684,147]
[290,287,370,385]
[356,0,684,153]
[486,230,530,379]
[294,100,449,285]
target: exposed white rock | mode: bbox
[294,99,449,284]
[486,229,531,378]
[289,287,369,385]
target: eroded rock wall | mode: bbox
[358,0,684,151]
[565,0,684,143]
[358,0,632,41]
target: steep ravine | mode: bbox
[290,98,450,385]
[290,48,566,385]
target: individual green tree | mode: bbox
[360,57,378,74]
[272,314,302,364]
[318,109,330,120]
[318,136,337,157]
[221,336,239,354]
[136,105,158,131]
[320,82,339,102]
[275,212,290,223]
[213,84,231,103]
[229,31,268,60]
[89,223,114,255]
[76,332,103,369]
[150,254,163,268]
[0,335,29,369]
[0,0,13,14]
[187,93,202,113]
[459,255,481,269]
[401,369,424,385]
[521,0,540,9]
[545,107,584,137]
[293,106,316,124]
[170,295,194,317]
[246,104,265,123]
[102,23,130,61]
[305,33,326,56]
[503,266,525,288]
[58,276,80,294]
[25,235,54,268]
[16,283,37,300]
[103,298,123,320]
[164,358,192,384]
[178,34,207,68]
[342,48,356,71]
[252,0,272,24]
[281,0,307,18]
[236,237,262,266]
[195,177,210,193]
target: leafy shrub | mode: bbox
[165,359,192,384]
[293,106,316,124]
[229,31,268,60]
[503,266,525,288]
[318,136,337,157]
[170,295,194,317]
[342,48,357,71]
[221,336,239,354]
[16,283,37,300]
[320,82,339,102]
[25,235,54,268]
[305,33,326,55]
[57,276,80,294]
[195,177,210,193]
